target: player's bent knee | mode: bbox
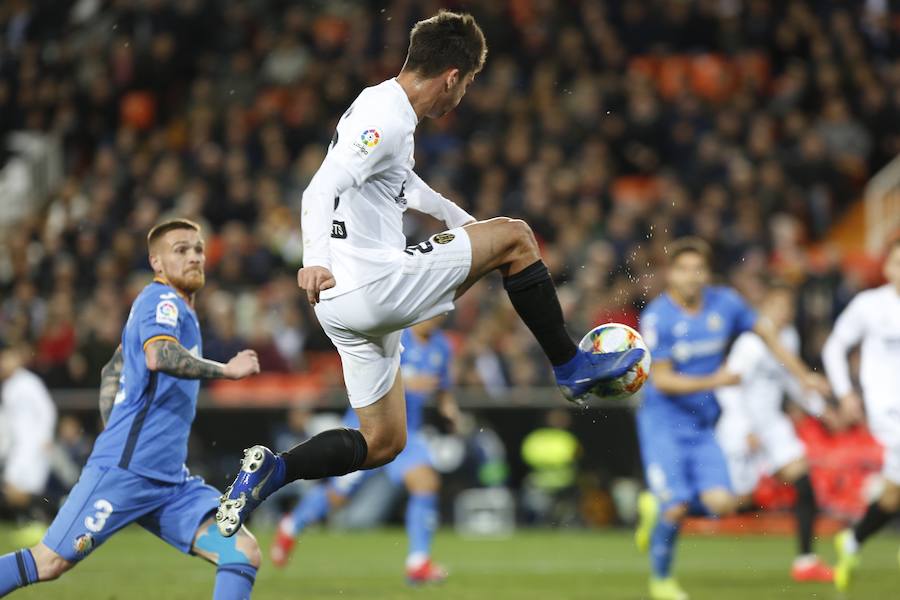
[406,466,440,494]
[662,503,688,523]
[30,545,73,581]
[702,490,737,516]
[879,482,900,511]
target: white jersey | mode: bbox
[717,327,825,427]
[823,285,900,407]
[300,78,474,299]
[1,368,57,493]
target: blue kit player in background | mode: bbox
[633,237,830,600]
[270,315,460,585]
[0,219,263,599]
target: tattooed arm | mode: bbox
[99,346,124,426]
[145,340,260,381]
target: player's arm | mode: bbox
[98,345,123,425]
[436,389,462,433]
[753,318,830,395]
[298,157,356,303]
[145,339,259,380]
[822,297,866,421]
[650,359,740,395]
[404,170,476,228]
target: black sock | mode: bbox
[280,428,368,481]
[793,474,816,555]
[853,501,894,545]
[503,260,577,366]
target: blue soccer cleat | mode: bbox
[216,445,285,537]
[554,348,645,404]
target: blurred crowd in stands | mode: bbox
[1,0,899,393]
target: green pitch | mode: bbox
[2,526,897,599]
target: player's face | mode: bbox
[151,229,206,294]
[885,245,900,290]
[763,289,795,328]
[667,252,710,306]
[428,70,476,119]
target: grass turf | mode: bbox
[1,526,897,599]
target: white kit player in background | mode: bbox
[217,10,642,538]
[0,342,57,518]
[824,238,900,591]
[715,282,834,582]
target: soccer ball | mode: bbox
[577,323,652,400]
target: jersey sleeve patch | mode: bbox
[155,300,179,327]
[352,128,383,157]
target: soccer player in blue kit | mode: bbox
[0,219,263,599]
[270,316,458,584]
[633,238,830,600]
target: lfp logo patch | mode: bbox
[156,300,179,327]
[359,129,381,148]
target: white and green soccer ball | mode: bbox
[577,323,652,400]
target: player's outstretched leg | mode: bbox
[271,484,333,567]
[460,218,644,403]
[219,373,406,537]
[834,482,900,591]
[0,543,71,597]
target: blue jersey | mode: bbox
[88,279,202,483]
[639,286,756,428]
[344,328,452,432]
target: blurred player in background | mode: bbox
[824,238,900,592]
[715,281,833,582]
[0,219,263,599]
[217,10,642,537]
[634,237,830,600]
[271,316,458,584]
[0,342,57,536]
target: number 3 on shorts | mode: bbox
[84,499,114,532]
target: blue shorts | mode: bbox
[43,465,220,562]
[636,409,732,510]
[329,432,433,497]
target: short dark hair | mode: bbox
[403,11,487,78]
[147,218,201,251]
[667,236,712,266]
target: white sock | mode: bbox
[793,554,817,567]
[843,530,860,554]
[406,552,428,569]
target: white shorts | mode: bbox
[4,441,52,495]
[864,392,900,485]
[717,411,806,496]
[315,228,472,408]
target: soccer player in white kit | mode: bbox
[216,10,644,537]
[0,342,57,520]
[715,282,833,582]
[824,238,900,591]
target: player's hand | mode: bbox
[820,406,843,432]
[746,433,761,453]
[297,266,336,305]
[839,391,864,425]
[439,400,462,434]
[224,350,260,380]
[800,371,831,397]
[712,367,741,387]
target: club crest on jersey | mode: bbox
[432,233,455,245]
[156,300,178,327]
[707,313,723,331]
[73,533,94,556]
